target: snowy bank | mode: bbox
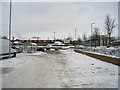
[74,49,120,66]
[77,46,120,58]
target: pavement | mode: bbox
[0,49,118,88]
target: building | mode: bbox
[12,39,55,46]
[23,42,37,53]
[84,38,100,47]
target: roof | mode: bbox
[23,42,37,45]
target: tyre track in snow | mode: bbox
[40,50,75,88]
[54,51,75,88]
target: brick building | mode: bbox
[12,39,55,46]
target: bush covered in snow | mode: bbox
[79,46,120,58]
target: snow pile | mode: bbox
[79,46,120,58]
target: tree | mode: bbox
[76,35,83,45]
[101,35,107,46]
[67,36,73,41]
[104,15,116,47]
[93,27,100,36]
[93,27,100,47]
[82,32,87,41]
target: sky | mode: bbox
[1,1,118,40]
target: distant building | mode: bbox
[12,39,55,46]
[84,38,100,47]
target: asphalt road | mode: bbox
[1,49,118,88]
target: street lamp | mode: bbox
[90,23,95,47]
[9,0,12,58]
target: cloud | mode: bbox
[2,2,118,39]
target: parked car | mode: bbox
[13,45,23,53]
[0,39,16,59]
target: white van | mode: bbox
[0,39,16,59]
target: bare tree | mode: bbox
[94,27,100,36]
[101,35,106,46]
[93,27,100,47]
[68,36,73,41]
[82,32,87,41]
[77,35,83,45]
[104,15,116,47]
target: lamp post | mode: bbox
[90,23,95,47]
[9,0,12,58]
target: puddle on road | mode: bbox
[2,67,14,74]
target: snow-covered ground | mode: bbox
[79,46,120,58]
[0,49,118,88]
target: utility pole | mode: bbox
[9,0,12,58]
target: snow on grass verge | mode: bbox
[60,49,118,88]
[78,46,120,59]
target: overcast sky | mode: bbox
[2,2,118,40]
